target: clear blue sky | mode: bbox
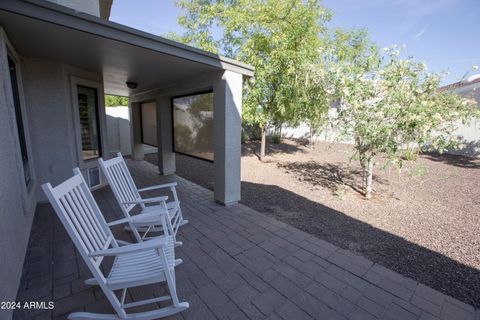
[110,0,480,85]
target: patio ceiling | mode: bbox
[0,0,254,96]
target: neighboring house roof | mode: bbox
[440,77,480,92]
[0,0,254,95]
[440,76,480,108]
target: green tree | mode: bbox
[175,0,331,160]
[335,47,478,199]
[105,95,129,107]
[296,29,378,147]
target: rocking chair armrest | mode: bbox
[107,211,167,227]
[88,237,169,257]
[137,182,178,192]
[121,196,169,205]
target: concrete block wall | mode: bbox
[106,106,132,157]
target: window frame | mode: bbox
[70,77,107,169]
[8,54,32,186]
[171,90,214,163]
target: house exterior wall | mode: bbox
[0,29,37,319]
[0,24,109,316]
[21,59,108,201]
[46,0,101,17]
[21,59,76,201]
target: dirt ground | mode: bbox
[146,140,480,307]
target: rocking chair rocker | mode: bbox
[42,172,189,319]
[98,153,188,245]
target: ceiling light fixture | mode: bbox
[126,81,138,89]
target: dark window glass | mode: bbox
[173,92,213,161]
[77,86,101,161]
[8,56,31,185]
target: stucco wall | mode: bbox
[46,0,101,17]
[0,30,37,319]
[21,59,76,201]
[21,59,107,200]
[0,48,106,317]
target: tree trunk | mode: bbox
[365,158,374,199]
[358,151,367,193]
[360,160,366,192]
[309,125,315,149]
[260,126,266,161]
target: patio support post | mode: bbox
[130,101,144,160]
[156,96,175,175]
[213,70,243,205]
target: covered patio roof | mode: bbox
[0,0,254,96]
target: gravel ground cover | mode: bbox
[146,140,480,307]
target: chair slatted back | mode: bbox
[172,208,181,236]
[98,154,142,215]
[42,174,116,271]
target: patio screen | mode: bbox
[141,102,157,147]
[173,92,214,161]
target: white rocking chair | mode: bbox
[42,172,189,320]
[98,153,188,245]
[73,168,174,245]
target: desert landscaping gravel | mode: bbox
[146,139,480,307]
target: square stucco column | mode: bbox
[213,70,243,205]
[156,96,175,175]
[130,102,144,160]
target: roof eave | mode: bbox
[0,0,254,77]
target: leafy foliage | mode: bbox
[173,1,479,200]
[175,0,332,158]
[294,29,378,146]
[105,95,129,107]
[334,47,479,198]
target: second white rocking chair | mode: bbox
[42,172,188,320]
[98,153,188,245]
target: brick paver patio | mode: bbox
[14,159,479,320]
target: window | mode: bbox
[77,85,101,161]
[173,92,214,161]
[8,55,31,186]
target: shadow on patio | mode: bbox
[240,181,480,309]
[14,159,478,320]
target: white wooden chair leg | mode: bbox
[97,153,187,245]
[43,172,189,320]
